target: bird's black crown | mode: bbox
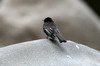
[44,17,54,22]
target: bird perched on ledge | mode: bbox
[43,17,66,43]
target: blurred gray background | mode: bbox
[0,0,100,51]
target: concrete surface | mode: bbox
[0,39,100,66]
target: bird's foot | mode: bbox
[60,40,67,43]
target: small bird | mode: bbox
[43,17,66,43]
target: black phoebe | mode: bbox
[43,17,66,43]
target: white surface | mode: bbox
[0,39,100,66]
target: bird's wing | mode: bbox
[51,23,60,34]
[43,26,54,36]
[54,28,60,33]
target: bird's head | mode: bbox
[43,17,54,23]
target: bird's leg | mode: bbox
[46,36,53,40]
[46,36,52,39]
[46,36,49,39]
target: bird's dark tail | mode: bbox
[55,33,66,43]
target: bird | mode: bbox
[43,17,66,43]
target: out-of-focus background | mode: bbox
[0,0,100,50]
